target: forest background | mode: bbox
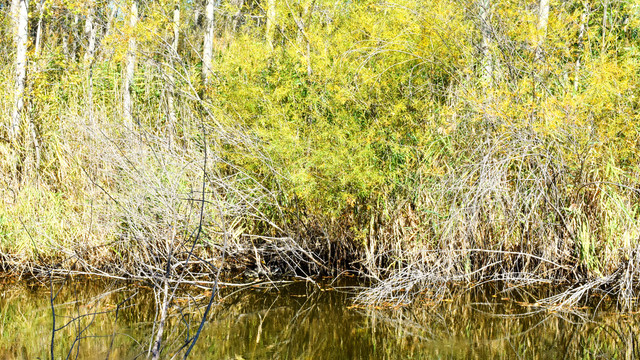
[0,0,639,305]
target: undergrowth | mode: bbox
[1,0,639,309]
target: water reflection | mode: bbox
[0,278,638,359]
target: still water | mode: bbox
[0,277,638,359]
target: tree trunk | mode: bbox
[83,3,97,65]
[287,0,313,76]
[62,31,69,58]
[230,0,244,33]
[123,0,138,126]
[11,0,28,142]
[34,0,45,57]
[104,1,116,37]
[202,0,215,85]
[266,0,276,49]
[165,4,179,144]
[601,0,608,53]
[193,5,201,28]
[172,4,180,52]
[150,279,170,360]
[574,3,589,92]
[84,2,99,126]
[535,0,550,62]
[10,0,18,26]
[101,1,117,60]
[475,0,497,127]
[70,13,80,62]
[478,0,493,85]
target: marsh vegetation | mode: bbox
[0,0,639,356]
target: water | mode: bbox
[0,277,638,359]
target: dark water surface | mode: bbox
[0,277,638,359]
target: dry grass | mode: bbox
[1,100,323,286]
[356,125,640,308]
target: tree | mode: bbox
[202,0,215,85]
[83,1,98,65]
[574,2,589,91]
[478,0,493,86]
[229,0,244,34]
[123,0,138,126]
[34,0,46,57]
[10,0,28,143]
[165,2,180,143]
[535,0,550,62]
[172,3,180,53]
[286,0,313,76]
[84,1,100,126]
[265,0,276,49]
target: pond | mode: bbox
[0,276,637,359]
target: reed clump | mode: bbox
[357,123,640,307]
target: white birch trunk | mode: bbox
[535,0,550,62]
[101,1,117,60]
[104,1,116,37]
[123,1,138,126]
[202,0,215,85]
[478,0,493,85]
[84,2,99,126]
[172,5,180,52]
[34,0,45,57]
[230,0,244,33]
[71,13,80,61]
[266,0,276,49]
[83,4,97,65]
[11,0,28,142]
[476,0,496,125]
[574,4,589,92]
[193,7,201,28]
[165,4,179,144]
[290,0,312,76]
[601,0,608,53]
[62,33,69,58]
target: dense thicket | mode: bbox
[0,0,639,305]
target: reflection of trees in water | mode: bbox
[0,280,639,359]
[360,286,640,359]
[0,278,217,358]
